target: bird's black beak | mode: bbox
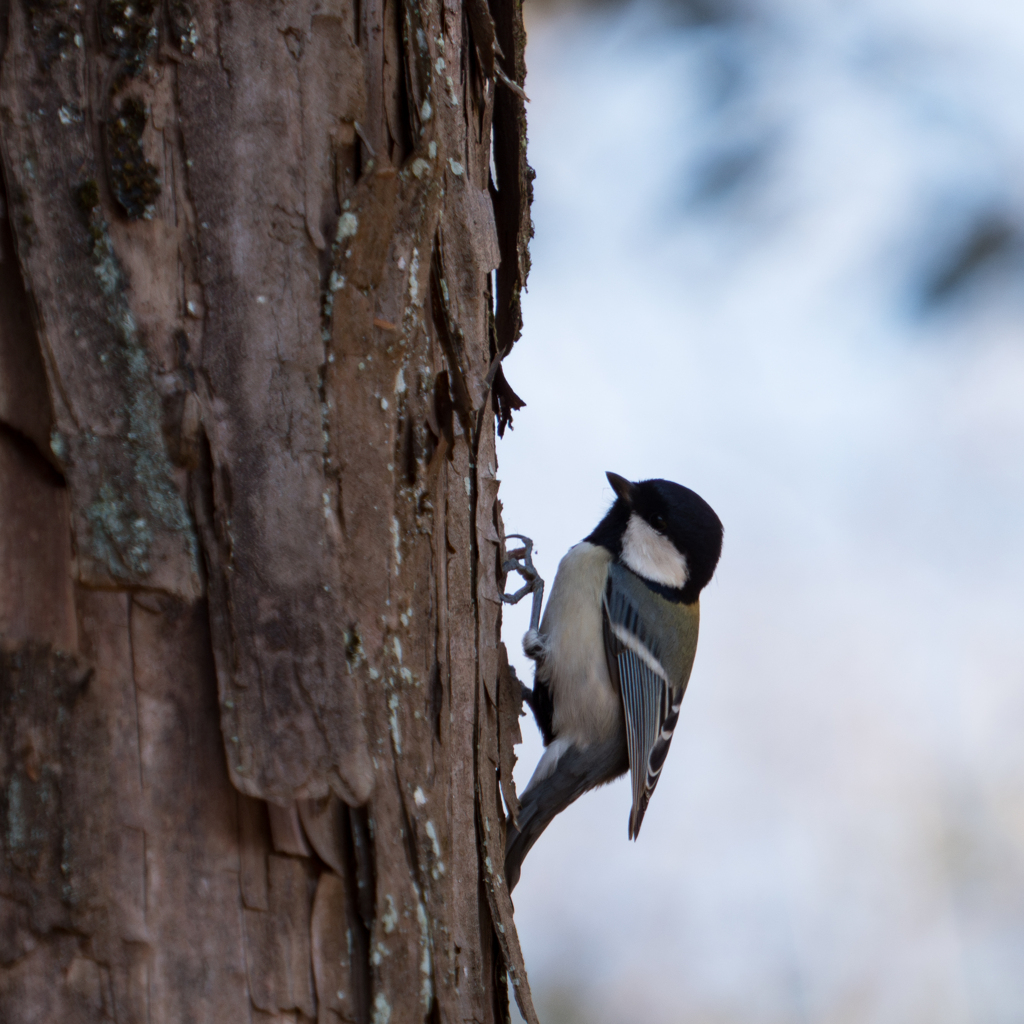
[606,472,635,505]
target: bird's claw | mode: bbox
[501,533,545,632]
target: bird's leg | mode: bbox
[501,534,547,724]
[497,540,552,770]
[501,534,545,634]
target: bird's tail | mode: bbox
[505,774,578,893]
[504,737,626,892]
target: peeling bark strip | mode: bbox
[490,0,533,435]
[174,2,375,807]
[0,0,537,1018]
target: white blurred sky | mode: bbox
[498,1,1024,1021]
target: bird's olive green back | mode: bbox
[606,562,701,696]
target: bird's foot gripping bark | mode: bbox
[521,628,548,662]
[502,535,548,727]
[501,534,545,632]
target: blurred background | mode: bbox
[496,0,1024,1020]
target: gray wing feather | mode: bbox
[603,563,699,839]
[617,647,666,839]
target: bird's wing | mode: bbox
[603,563,700,839]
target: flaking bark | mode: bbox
[0,0,537,1020]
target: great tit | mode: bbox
[504,472,723,891]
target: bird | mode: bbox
[503,471,723,892]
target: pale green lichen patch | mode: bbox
[72,180,199,586]
[100,0,159,79]
[415,893,433,1009]
[372,993,392,1024]
[336,212,359,242]
[388,693,401,754]
[408,248,421,304]
[50,429,67,462]
[391,517,403,575]
[424,819,446,879]
[168,0,199,56]
[382,893,398,933]
[85,478,153,578]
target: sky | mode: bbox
[496,1,1024,1021]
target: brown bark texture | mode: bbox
[0,0,536,1019]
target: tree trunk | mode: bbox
[0,0,536,1020]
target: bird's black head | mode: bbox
[585,471,723,604]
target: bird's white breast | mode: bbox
[534,542,621,747]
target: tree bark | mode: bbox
[0,0,536,1020]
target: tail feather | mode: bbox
[505,786,565,893]
[504,734,628,892]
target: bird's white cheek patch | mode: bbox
[621,514,689,588]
